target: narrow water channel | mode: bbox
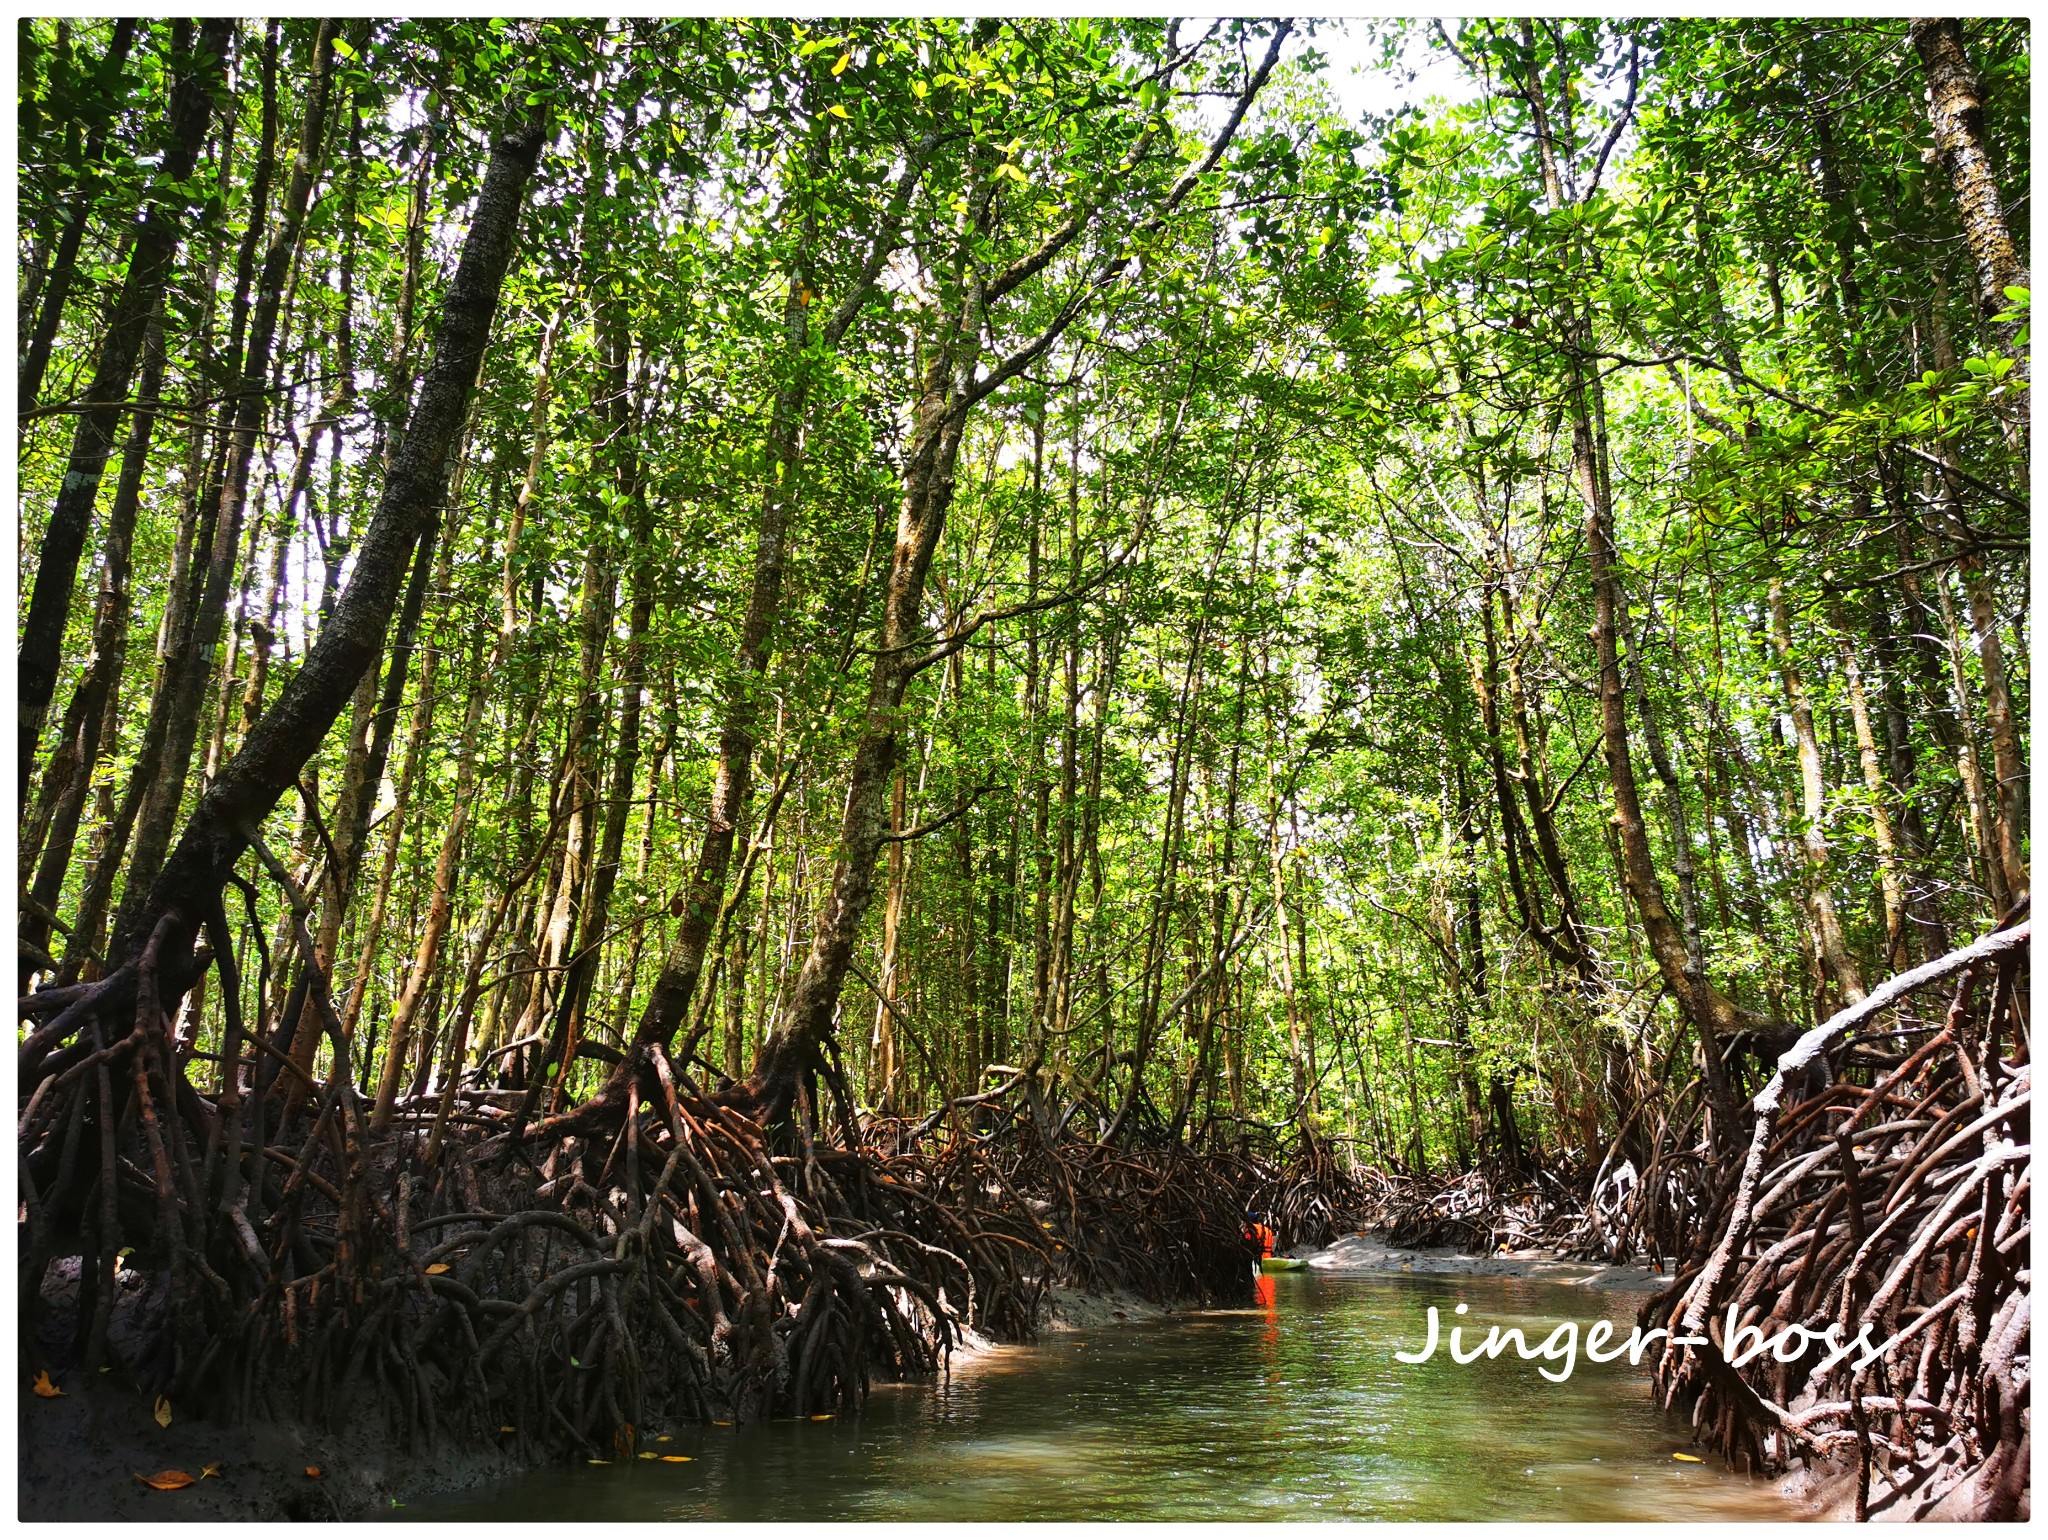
[408,1270,1802,1521]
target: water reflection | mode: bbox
[408,1271,1800,1522]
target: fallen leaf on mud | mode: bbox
[305,1466,323,1478]
[655,1435,671,1443]
[639,1452,659,1460]
[200,1462,222,1480]
[499,1426,517,1434]
[587,1459,610,1466]
[152,1396,172,1427]
[425,1263,451,1276]
[660,1456,693,1463]
[135,1471,195,1491]
[1672,1453,1703,1463]
[809,1414,833,1422]
[31,1371,62,1398]
[712,1421,732,1427]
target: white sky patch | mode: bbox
[1308,19,1478,126]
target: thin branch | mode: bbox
[966,20,1294,412]
[882,781,994,843]
[1585,40,1641,197]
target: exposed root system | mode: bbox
[1646,915,2031,1521]
[19,946,1258,1468]
[1245,1130,1383,1251]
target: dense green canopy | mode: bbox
[18,16,2027,1170]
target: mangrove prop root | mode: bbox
[20,947,1264,1464]
[1646,916,2031,1520]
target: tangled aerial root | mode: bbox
[1646,915,2031,1521]
[19,926,1255,1470]
[1379,1168,1540,1252]
[869,1093,1262,1309]
[1244,1129,1383,1251]
[1005,1131,1261,1304]
[21,1005,982,1459]
[1377,1154,1720,1265]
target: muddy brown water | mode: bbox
[403,1269,1804,1521]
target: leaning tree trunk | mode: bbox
[1574,273,1743,1051]
[1515,23,1755,1064]
[537,302,649,1109]
[745,23,1286,1120]
[24,96,547,1070]
[747,316,983,1115]
[16,93,547,1431]
[19,313,163,965]
[1767,574,1867,1012]
[371,630,487,1131]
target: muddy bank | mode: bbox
[1299,1232,1674,1292]
[17,1367,523,1521]
[1045,1284,1172,1330]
